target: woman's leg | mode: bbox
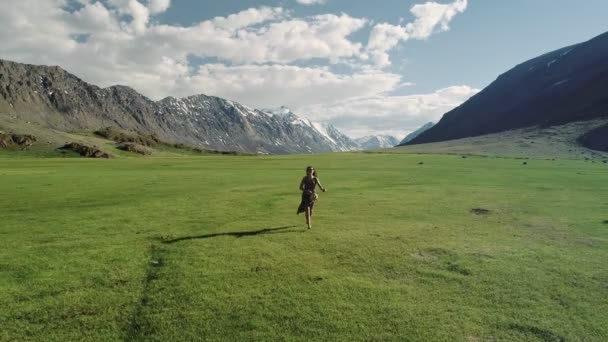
[306,207,311,228]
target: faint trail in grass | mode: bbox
[161,225,302,244]
[124,242,164,342]
[123,226,302,340]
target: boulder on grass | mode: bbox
[60,143,111,158]
[0,133,37,148]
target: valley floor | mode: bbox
[1,153,607,341]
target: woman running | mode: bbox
[297,166,326,229]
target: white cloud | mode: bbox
[0,0,471,138]
[110,0,151,35]
[0,0,77,62]
[407,0,468,39]
[296,0,327,5]
[366,23,410,67]
[209,7,286,31]
[147,0,171,14]
[298,85,479,138]
[69,2,121,33]
[179,64,402,109]
[365,0,468,67]
[161,13,367,64]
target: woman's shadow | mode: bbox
[162,225,304,244]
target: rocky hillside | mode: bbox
[407,31,608,147]
[0,59,356,154]
[394,118,608,160]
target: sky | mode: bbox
[0,1,607,138]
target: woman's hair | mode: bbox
[306,166,318,177]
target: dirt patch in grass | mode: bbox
[501,323,565,342]
[411,247,454,261]
[117,143,152,155]
[424,247,452,256]
[471,208,491,215]
[447,261,472,276]
[59,142,111,158]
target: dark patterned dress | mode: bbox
[297,176,318,214]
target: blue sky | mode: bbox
[158,0,608,94]
[1,0,607,137]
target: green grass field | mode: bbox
[1,153,607,341]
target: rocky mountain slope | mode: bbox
[260,106,361,152]
[406,31,608,148]
[323,124,362,151]
[394,118,608,160]
[0,59,358,154]
[399,122,434,145]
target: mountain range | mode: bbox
[355,135,401,150]
[405,31,608,151]
[5,31,606,155]
[0,59,398,154]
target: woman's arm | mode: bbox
[315,178,326,192]
[299,177,305,191]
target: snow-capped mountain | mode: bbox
[354,135,400,149]
[260,105,292,117]
[323,124,361,151]
[156,99,359,154]
[261,106,360,152]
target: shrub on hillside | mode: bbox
[95,127,160,147]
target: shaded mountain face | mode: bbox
[399,122,434,145]
[407,31,608,145]
[0,59,354,154]
[354,135,400,149]
[578,123,608,152]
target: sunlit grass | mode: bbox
[1,153,607,341]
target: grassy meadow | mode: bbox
[1,152,607,341]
